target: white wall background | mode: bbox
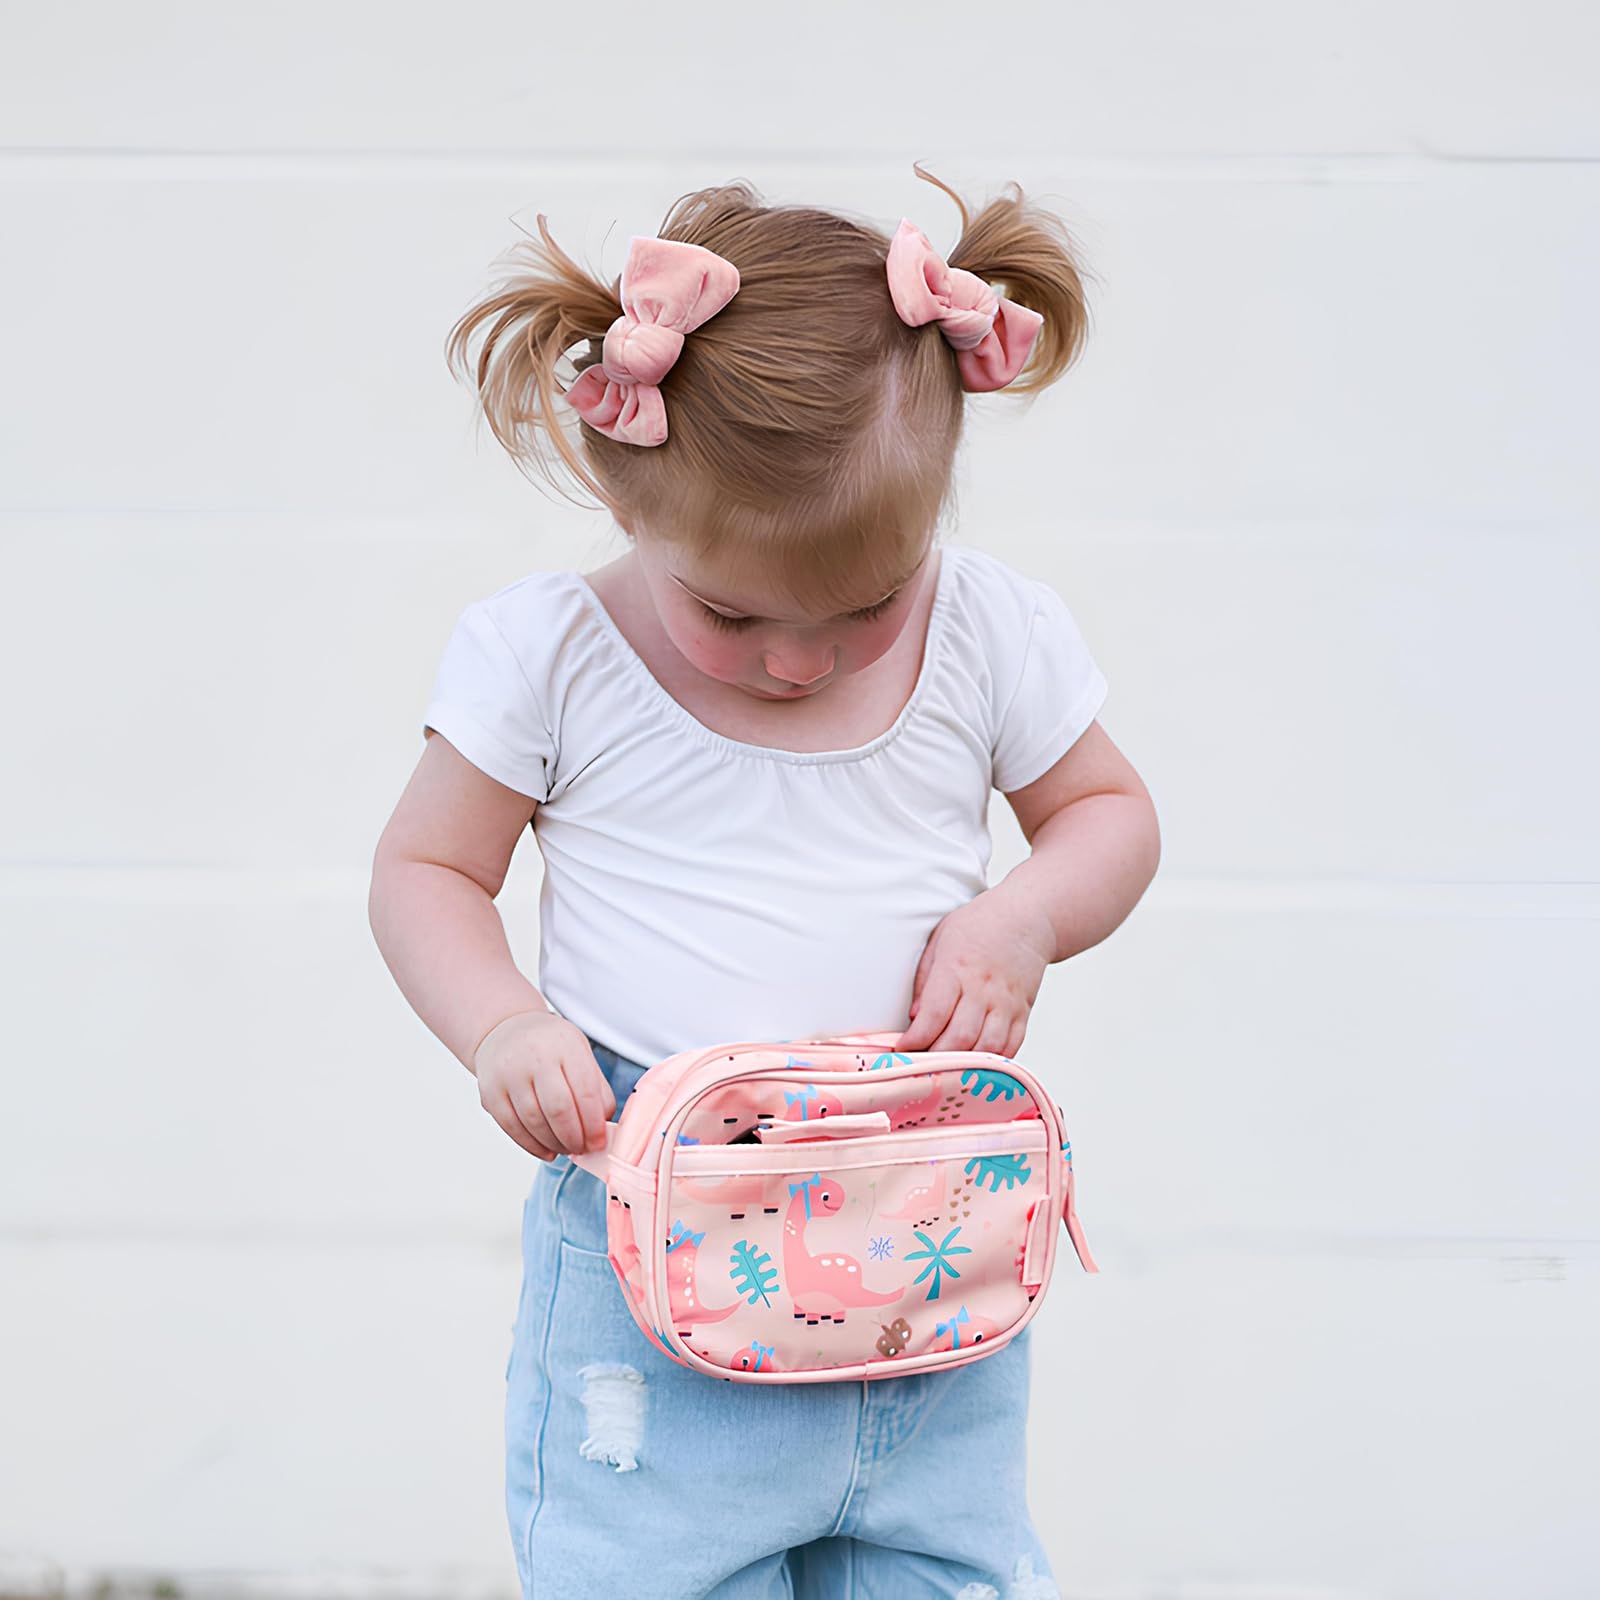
[3,4,1596,1598]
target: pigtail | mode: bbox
[912,161,1096,396]
[446,173,1096,601]
[443,214,626,514]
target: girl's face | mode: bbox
[637,538,933,701]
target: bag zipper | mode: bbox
[669,1118,1049,1176]
[652,1042,1064,1154]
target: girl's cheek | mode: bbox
[691,637,750,679]
[855,619,903,667]
[663,611,904,683]
[664,621,749,681]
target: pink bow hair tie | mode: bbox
[885,217,1043,392]
[564,235,741,447]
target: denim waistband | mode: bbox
[585,1034,650,1107]
[585,1034,646,1071]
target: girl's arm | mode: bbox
[895,721,1160,1056]
[368,731,553,1072]
[992,719,1161,965]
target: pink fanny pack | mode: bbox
[569,1029,1098,1384]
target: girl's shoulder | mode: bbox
[432,566,607,731]
[939,542,1077,644]
[474,564,589,625]
[935,545,1105,758]
[466,566,598,672]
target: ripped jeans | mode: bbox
[503,1035,1062,1600]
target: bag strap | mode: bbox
[1062,1158,1099,1273]
[568,1120,621,1183]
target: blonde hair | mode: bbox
[444,162,1094,615]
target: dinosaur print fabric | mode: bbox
[568,1031,1097,1384]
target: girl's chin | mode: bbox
[748,681,829,700]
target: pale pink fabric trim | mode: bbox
[884,217,1045,392]
[564,235,740,446]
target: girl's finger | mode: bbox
[530,1078,587,1154]
[492,1092,557,1162]
[561,1053,612,1152]
[908,925,940,1013]
[926,990,988,1055]
[512,1082,567,1152]
[1003,1017,1026,1062]
[973,1006,1012,1057]
[897,965,960,1050]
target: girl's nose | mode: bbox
[763,647,835,687]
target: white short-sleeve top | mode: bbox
[421,541,1107,1068]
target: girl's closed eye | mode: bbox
[700,592,900,633]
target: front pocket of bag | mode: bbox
[659,1122,1050,1373]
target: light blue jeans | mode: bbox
[504,1035,1062,1600]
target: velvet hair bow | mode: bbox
[884,217,1044,392]
[564,235,742,447]
[564,219,1042,447]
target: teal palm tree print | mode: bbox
[904,1225,972,1300]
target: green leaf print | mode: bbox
[965,1152,1033,1192]
[728,1239,780,1308]
[960,1067,1024,1103]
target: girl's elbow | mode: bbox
[1138,792,1163,886]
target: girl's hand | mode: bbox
[893,886,1054,1059]
[473,1010,617,1161]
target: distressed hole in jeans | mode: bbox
[575,1362,645,1471]
[955,1554,1059,1600]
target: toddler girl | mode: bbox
[370,164,1160,1600]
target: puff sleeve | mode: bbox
[421,599,556,802]
[990,579,1109,794]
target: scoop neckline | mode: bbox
[565,543,958,766]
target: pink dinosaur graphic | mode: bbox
[929,1303,1004,1351]
[606,1197,647,1307]
[886,1069,1045,1132]
[776,1081,847,1122]
[692,1338,783,1375]
[881,1161,949,1225]
[609,1249,645,1308]
[691,1071,846,1141]
[665,1218,740,1334]
[674,1170,781,1219]
[783,1173,903,1325]
[886,1073,947,1129]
